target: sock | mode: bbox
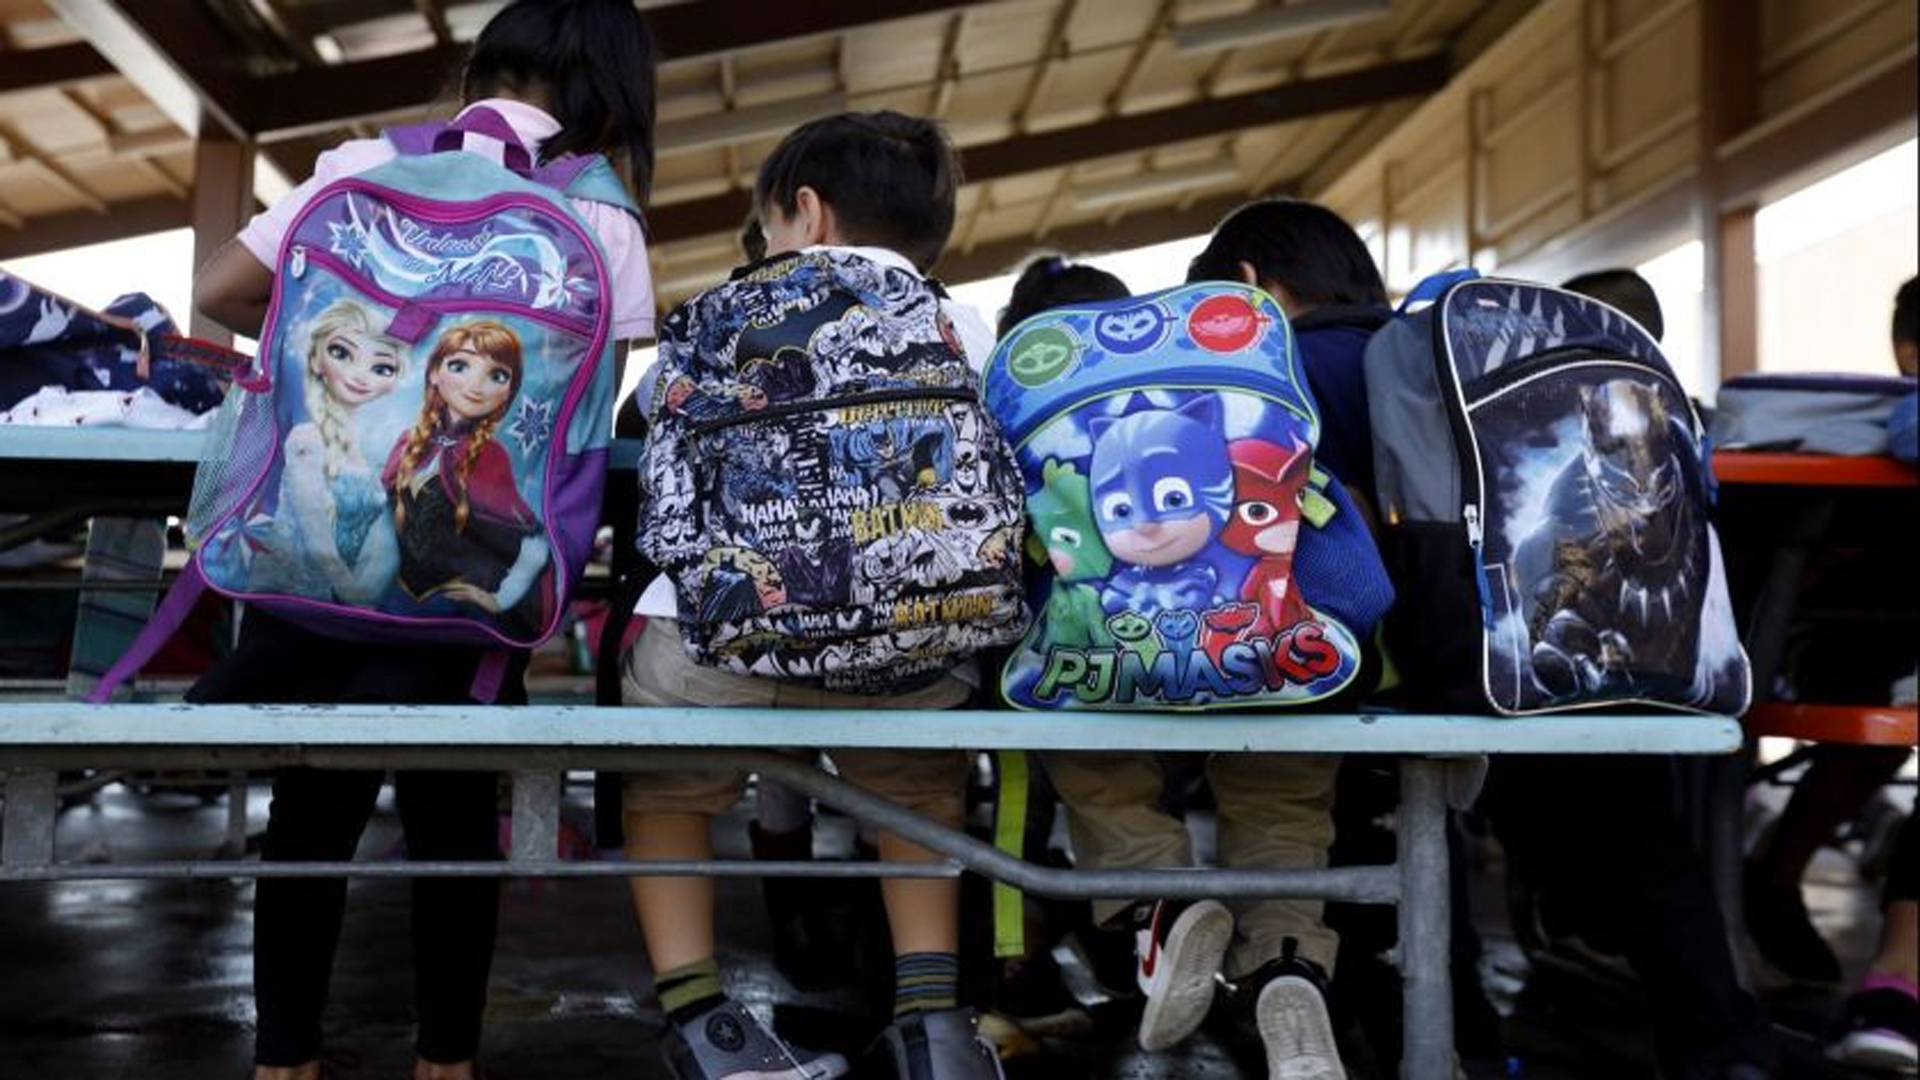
[893,951,960,1017]
[657,957,724,1025]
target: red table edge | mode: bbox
[1743,701,1919,746]
[1713,450,1918,487]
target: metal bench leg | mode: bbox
[218,771,249,858]
[1398,758,1454,1080]
[509,770,561,863]
[4,769,58,870]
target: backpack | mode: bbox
[0,273,236,414]
[1710,371,1917,456]
[634,249,1030,692]
[87,108,636,701]
[981,282,1393,711]
[1366,270,1751,715]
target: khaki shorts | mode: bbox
[619,619,972,821]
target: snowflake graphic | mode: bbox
[506,397,556,452]
[214,509,280,570]
[327,218,370,269]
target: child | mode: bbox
[995,253,1129,338]
[384,320,550,638]
[187,3,658,1078]
[1040,199,1397,1075]
[621,111,1003,1080]
[252,299,405,605]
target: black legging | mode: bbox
[1888,812,1917,907]
[188,611,524,1066]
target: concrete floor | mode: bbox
[0,766,1905,1080]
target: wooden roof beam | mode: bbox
[648,52,1451,243]
[0,42,117,95]
[44,0,252,139]
[0,195,188,260]
[246,0,1004,142]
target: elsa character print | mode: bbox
[382,320,551,637]
[252,300,404,603]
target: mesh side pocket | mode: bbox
[184,385,279,548]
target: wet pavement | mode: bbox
[0,759,1906,1080]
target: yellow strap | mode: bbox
[992,750,1029,959]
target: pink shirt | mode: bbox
[237,99,655,341]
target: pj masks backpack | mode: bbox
[983,282,1392,711]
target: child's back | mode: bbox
[621,110,1010,1080]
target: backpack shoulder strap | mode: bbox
[553,156,639,217]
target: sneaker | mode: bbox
[1226,943,1344,1080]
[871,1007,1004,1080]
[1829,984,1920,1073]
[663,998,851,1080]
[1131,898,1235,1052]
[1742,867,1841,984]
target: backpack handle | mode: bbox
[1397,267,1480,314]
[429,106,535,174]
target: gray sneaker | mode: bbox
[663,998,851,1080]
[873,1007,1005,1080]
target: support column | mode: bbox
[1697,0,1760,384]
[188,122,254,344]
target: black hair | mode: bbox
[997,255,1131,338]
[1561,268,1665,342]
[739,216,767,263]
[1894,275,1918,347]
[1185,198,1386,311]
[464,0,658,203]
[753,110,961,272]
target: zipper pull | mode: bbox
[289,244,307,279]
[1464,502,1484,548]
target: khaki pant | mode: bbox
[1044,749,1340,976]
[619,619,972,823]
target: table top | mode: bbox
[1713,450,1918,488]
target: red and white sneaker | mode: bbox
[1132,898,1234,1052]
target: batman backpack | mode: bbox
[982,281,1393,711]
[634,249,1030,693]
[1366,270,1751,716]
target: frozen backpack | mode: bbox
[983,282,1392,711]
[635,249,1030,692]
[88,108,636,701]
[1366,271,1751,715]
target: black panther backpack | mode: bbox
[634,249,1030,692]
[1365,271,1751,715]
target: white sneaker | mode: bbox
[1256,973,1343,1079]
[1134,899,1234,1052]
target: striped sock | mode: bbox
[656,957,724,1025]
[893,951,960,1017]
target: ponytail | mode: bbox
[464,0,658,203]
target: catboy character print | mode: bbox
[985,283,1366,711]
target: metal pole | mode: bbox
[2,769,58,869]
[509,770,561,863]
[1398,758,1454,1080]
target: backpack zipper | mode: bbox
[689,386,978,438]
